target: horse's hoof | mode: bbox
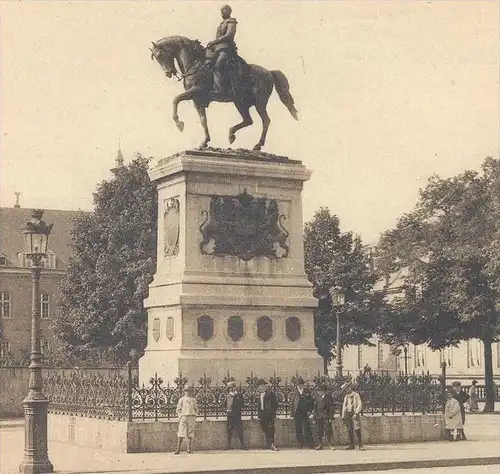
[253,144,262,151]
[176,121,185,132]
[229,134,236,145]
[197,142,208,150]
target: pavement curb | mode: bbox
[57,455,500,474]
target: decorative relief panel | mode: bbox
[163,198,180,257]
[152,318,161,342]
[199,189,289,261]
[166,317,175,341]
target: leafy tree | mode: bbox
[304,208,379,374]
[376,157,500,411]
[53,155,157,366]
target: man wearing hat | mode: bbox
[256,378,279,451]
[312,382,334,450]
[341,381,364,450]
[451,381,470,440]
[225,380,246,449]
[290,377,315,448]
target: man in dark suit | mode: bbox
[225,380,246,449]
[256,378,279,451]
[313,382,334,450]
[289,377,314,448]
[452,381,470,440]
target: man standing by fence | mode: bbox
[341,382,364,451]
[290,377,314,448]
[225,380,246,450]
[312,381,334,450]
[452,381,470,440]
[257,378,279,451]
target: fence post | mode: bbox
[127,361,133,422]
[440,361,447,411]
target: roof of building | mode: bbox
[0,207,85,271]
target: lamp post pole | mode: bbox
[403,345,408,378]
[335,310,343,378]
[329,286,345,380]
[20,210,53,474]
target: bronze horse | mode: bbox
[150,36,298,150]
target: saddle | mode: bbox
[204,51,250,100]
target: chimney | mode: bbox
[14,192,21,208]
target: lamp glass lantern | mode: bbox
[330,286,345,306]
[22,209,52,258]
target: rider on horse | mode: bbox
[206,4,238,98]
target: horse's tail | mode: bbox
[271,70,299,121]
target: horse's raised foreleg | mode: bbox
[172,88,201,132]
[254,102,271,151]
[194,103,211,149]
[229,102,253,145]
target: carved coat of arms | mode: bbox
[164,198,180,257]
[199,189,289,261]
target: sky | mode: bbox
[1,1,499,244]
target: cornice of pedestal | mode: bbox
[149,149,312,183]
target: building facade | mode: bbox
[0,206,82,363]
[338,266,500,384]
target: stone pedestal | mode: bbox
[140,149,322,384]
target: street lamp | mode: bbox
[329,286,345,378]
[19,209,54,474]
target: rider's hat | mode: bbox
[221,4,232,13]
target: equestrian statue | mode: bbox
[150,4,298,151]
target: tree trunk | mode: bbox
[482,338,495,412]
[323,355,328,375]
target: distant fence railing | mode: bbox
[44,367,137,420]
[44,366,444,421]
[460,384,499,402]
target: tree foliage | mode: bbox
[53,155,157,366]
[376,157,500,411]
[304,208,379,369]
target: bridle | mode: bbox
[151,41,204,82]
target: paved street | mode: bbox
[353,468,500,474]
[1,414,499,474]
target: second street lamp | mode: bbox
[329,286,345,379]
[19,209,54,474]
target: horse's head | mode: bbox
[150,41,177,78]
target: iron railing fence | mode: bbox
[44,365,444,421]
[127,369,444,422]
[44,367,138,420]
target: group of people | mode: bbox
[174,377,364,454]
[444,381,474,441]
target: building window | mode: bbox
[414,344,426,368]
[467,340,482,368]
[377,341,385,369]
[197,316,214,341]
[439,347,453,367]
[0,341,11,358]
[228,316,244,342]
[285,317,301,341]
[0,254,6,266]
[42,251,56,269]
[0,292,11,319]
[256,316,273,342]
[357,345,363,370]
[40,293,50,319]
